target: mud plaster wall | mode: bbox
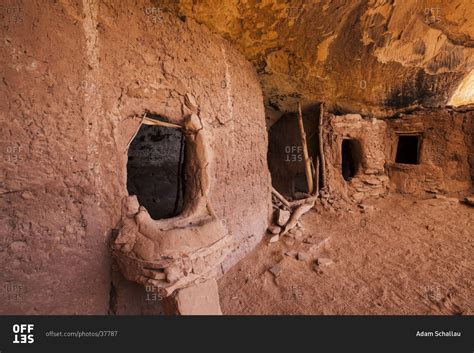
[324,114,389,203]
[0,0,270,314]
[386,110,473,195]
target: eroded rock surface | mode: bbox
[159,0,474,118]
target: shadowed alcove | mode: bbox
[395,135,421,165]
[341,139,362,181]
[126,115,186,220]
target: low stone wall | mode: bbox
[324,110,473,201]
[324,114,390,202]
[386,110,473,195]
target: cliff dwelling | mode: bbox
[1,0,473,318]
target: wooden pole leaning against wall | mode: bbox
[313,156,319,195]
[297,103,314,195]
[271,186,291,209]
[318,102,326,189]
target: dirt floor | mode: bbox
[218,193,473,315]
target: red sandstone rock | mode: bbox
[0,0,472,317]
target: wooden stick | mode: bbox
[124,113,146,153]
[271,187,291,208]
[318,102,326,189]
[125,114,182,154]
[310,157,318,196]
[314,155,320,194]
[289,195,318,208]
[280,200,315,236]
[298,103,313,194]
[310,157,314,177]
[142,117,182,129]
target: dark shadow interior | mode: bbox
[293,172,309,194]
[127,116,185,220]
[342,139,362,181]
[267,110,320,198]
[395,135,420,164]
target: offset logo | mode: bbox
[12,324,34,344]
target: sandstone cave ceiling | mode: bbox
[155,0,474,121]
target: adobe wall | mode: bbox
[324,110,473,201]
[324,114,390,202]
[0,0,270,314]
[386,110,473,195]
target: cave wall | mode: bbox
[162,0,474,117]
[0,0,270,314]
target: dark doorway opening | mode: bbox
[127,116,185,220]
[293,172,309,194]
[267,112,319,198]
[395,135,421,164]
[341,139,362,181]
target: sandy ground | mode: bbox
[218,194,473,315]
